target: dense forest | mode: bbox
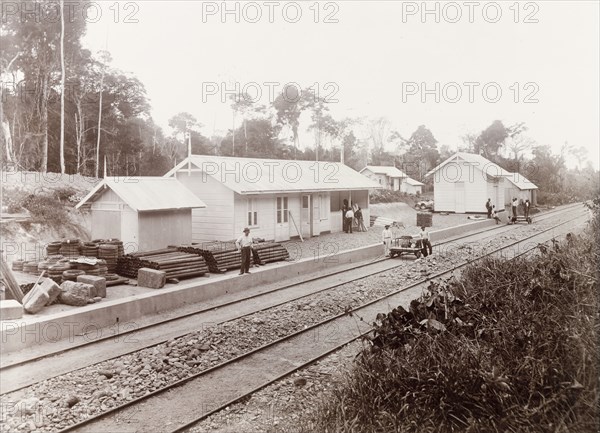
[1,0,597,204]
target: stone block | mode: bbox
[23,286,50,314]
[0,299,24,320]
[59,281,93,306]
[137,268,166,289]
[76,275,107,298]
[39,279,61,305]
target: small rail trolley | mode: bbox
[389,235,422,259]
[508,215,532,225]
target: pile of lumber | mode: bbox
[253,242,290,264]
[117,247,209,280]
[178,241,289,273]
[178,242,252,273]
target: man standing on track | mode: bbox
[236,227,254,275]
[524,199,531,219]
[419,226,432,257]
[511,197,519,223]
[382,224,392,257]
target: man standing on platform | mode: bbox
[236,227,254,275]
[345,206,355,234]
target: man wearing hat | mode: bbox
[235,227,254,275]
[382,224,392,257]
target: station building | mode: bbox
[164,155,381,242]
[425,152,537,213]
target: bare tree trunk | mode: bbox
[40,78,48,173]
[59,0,66,173]
[0,54,19,165]
[95,68,104,178]
[232,110,235,156]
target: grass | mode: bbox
[299,201,599,433]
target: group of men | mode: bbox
[486,198,531,224]
[342,200,368,233]
[382,224,432,258]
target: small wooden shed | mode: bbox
[76,177,206,252]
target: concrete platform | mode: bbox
[1,218,497,352]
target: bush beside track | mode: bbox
[302,200,599,433]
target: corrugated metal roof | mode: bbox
[425,152,509,178]
[166,155,382,194]
[76,177,207,211]
[425,152,538,189]
[405,177,424,186]
[502,173,538,190]
[361,165,408,178]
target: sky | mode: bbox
[82,1,600,169]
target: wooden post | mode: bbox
[288,211,303,242]
[0,253,24,303]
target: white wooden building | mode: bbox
[425,153,538,213]
[360,165,424,194]
[76,177,206,251]
[401,177,424,195]
[360,166,406,191]
[165,155,381,242]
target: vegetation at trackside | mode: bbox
[302,200,599,433]
[1,172,96,242]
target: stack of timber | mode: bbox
[253,242,290,264]
[178,241,289,273]
[117,247,209,280]
[178,242,252,273]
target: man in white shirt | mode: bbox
[235,227,253,275]
[419,226,432,257]
[345,207,355,234]
[382,224,392,257]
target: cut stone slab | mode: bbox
[77,275,107,298]
[137,268,166,289]
[39,279,61,305]
[0,299,24,320]
[23,287,50,314]
[59,281,93,306]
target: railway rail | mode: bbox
[0,202,585,397]
[47,205,589,433]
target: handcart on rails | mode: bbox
[389,235,422,259]
[508,215,532,225]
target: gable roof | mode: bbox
[360,165,408,178]
[76,177,207,211]
[425,152,509,178]
[165,155,382,194]
[425,152,538,189]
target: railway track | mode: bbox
[0,203,585,396]
[51,206,589,433]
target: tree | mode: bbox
[220,118,284,158]
[1,0,87,172]
[402,125,440,179]
[474,120,509,158]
